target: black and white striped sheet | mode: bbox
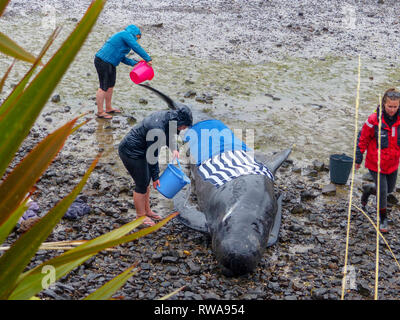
[197,150,274,188]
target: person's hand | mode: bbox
[153,179,160,189]
[172,150,179,160]
[355,163,361,170]
[147,60,152,66]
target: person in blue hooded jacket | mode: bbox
[94,25,152,119]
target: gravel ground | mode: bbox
[1,0,400,301]
[4,0,400,62]
[2,111,400,301]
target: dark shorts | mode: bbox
[119,146,150,194]
[94,56,116,91]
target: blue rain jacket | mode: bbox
[95,25,152,67]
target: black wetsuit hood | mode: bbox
[176,105,193,127]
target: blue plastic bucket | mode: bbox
[329,153,353,185]
[156,159,190,199]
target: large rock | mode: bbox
[51,94,61,103]
[357,281,371,297]
[362,172,374,182]
[291,204,305,214]
[312,160,326,172]
[300,190,318,201]
[322,184,336,196]
[184,90,196,98]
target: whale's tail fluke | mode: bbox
[138,83,177,110]
[268,148,291,175]
[255,148,291,175]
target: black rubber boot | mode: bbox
[361,184,376,210]
[379,208,388,233]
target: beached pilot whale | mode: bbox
[175,145,291,276]
[138,84,291,276]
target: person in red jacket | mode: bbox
[356,88,400,233]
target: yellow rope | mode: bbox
[341,55,361,300]
[374,94,383,300]
[353,205,400,271]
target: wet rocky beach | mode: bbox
[1,0,400,300]
[3,111,400,301]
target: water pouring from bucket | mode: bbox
[130,61,154,84]
[156,158,190,199]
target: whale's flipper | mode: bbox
[138,83,177,110]
[267,194,283,247]
[173,188,209,233]
[255,148,291,175]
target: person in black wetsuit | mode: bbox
[118,105,193,226]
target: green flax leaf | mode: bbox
[0,199,28,246]
[0,156,99,299]
[84,264,139,300]
[0,0,105,178]
[0,32,37,63]
[9,212,178,300]
[0,0,10,17]
[0,118,78,227]
[0,59,15,94]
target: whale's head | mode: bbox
[210,175,276,276]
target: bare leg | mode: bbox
[105,87,114,112]
[104,87,121,113]
[96,88,106,114]
[144,186,152,214]
[145,186,162,220]
[133,191,147,217]
[134,191,155,226]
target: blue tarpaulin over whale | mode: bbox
[184,119,249,165]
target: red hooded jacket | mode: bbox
[356,110,400,174]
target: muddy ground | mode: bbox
[3,111,400,301]
[1,0,400,300]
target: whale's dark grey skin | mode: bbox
[174,149,290,276]
[137,84,291,276]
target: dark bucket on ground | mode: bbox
[329,153,353,184]
[156,161,190,199]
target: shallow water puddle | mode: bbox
[1,15,400,170]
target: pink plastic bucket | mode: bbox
[130,61,154,84]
